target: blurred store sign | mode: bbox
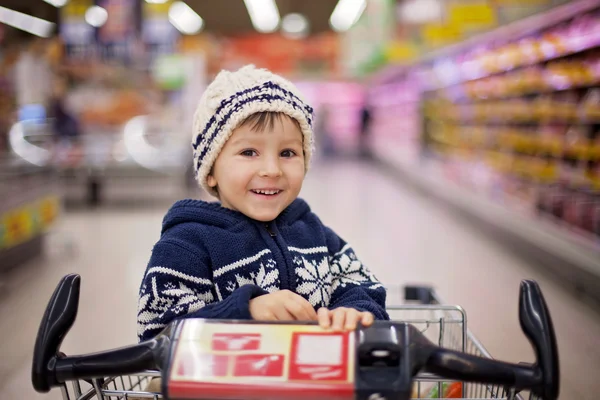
[421,23,463,48]
[219,32,340,77]
[384,40,419,62]
[447,2,497,29]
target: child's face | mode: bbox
[207,115,305,222]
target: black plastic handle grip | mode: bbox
[32,274,81,392]
[519,280,560,399]
[426,347,538,387]
[54,337,165,383]
[423,280,559,399]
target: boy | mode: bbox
[137,65,388,343]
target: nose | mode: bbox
[258,155,282,178]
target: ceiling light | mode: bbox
[244,0,280,33]
[43,0,69,7]
[397,0,442,24]
[145,0,168,3]
[168,1,204,35]
[85,6,108,28]
[281,13,309,38]
[0,6,55,37]
[330,0,366,32]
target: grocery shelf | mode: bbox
[417,0,600,89]
[364,0,600,305]
[0,158,61,270]
[372,142,600,299]
[448,86,600,103]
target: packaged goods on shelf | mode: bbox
[370,0,600,288]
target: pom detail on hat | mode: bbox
[191,65,314,197]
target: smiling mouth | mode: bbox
[250,189,282,196]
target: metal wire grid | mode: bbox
[59,371,162,400]
[387,304,535,400]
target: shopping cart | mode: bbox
[32,274,559,400]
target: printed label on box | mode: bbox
[169,321,355,399]
[233,354,285,377]
[212,333,261,351]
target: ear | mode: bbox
[207,174,217,188]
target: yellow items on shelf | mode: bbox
[0,195,60,251]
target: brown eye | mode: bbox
[281,149,297,158]
[241,149,257,157]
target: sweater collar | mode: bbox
[163,197,311,232]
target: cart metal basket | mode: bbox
[52,285,537,400]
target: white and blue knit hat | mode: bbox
[192,64,315,196]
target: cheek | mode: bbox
[223,167,254,192]
[285,162,306,187]
[213,157,249,190]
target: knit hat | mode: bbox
[192,65,315,197]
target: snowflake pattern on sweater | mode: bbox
[137,266,215,335]
[214,250,280,301]
[137,198,388,342]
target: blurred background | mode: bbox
[1,0,599,399]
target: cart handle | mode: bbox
[416,280,558,399]
[518,280,559,400]
[33,275,558,400]
[32,274,80,392]
[31,274,164,393]
[403,280,559,399]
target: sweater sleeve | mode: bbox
[324,228,389,320]
[137,240,268,342]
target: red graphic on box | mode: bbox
[212,333,261,351]
[176,353,229,377]
[288,333,349,382]
[232,354,285,377]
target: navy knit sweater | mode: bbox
[137,198,388,342]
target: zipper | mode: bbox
[265,222,276,237]
[262,221,295,290]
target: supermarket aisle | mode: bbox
[1,159,599,399]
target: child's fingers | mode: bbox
[344,308,360,330]
[360,312,374,326]
[318,309,375,331]
[317,307,331,328]
[285,297,317,321]
[331,309,347,332]
[272,303,295,321]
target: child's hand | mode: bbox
[249,290,318,321]
[317,307,374,331]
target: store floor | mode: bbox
[1,158,599,399]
